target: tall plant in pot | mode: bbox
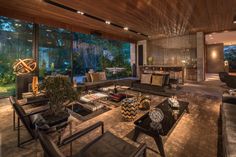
[41,76,78,125]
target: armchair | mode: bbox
[9,96,49,131]
[9,96,49,147]
[38,121,146,157]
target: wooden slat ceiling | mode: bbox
[0,0,236,42]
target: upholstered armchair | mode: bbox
[38,121,146,157]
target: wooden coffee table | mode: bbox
[132,99,189,157]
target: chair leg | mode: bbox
[17,117,34,147]
[13,110,16,131]
[17,117,20,147]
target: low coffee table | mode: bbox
[132,99,189,157]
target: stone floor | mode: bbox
[0,77,226,157]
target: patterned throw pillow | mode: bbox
[90,73,100,82]
[151,75,164,86]
[141,74,152,84]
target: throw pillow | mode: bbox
[98,72,107,81]
[85,73,92,82]
[90,73,100,82]
[141,74,152,84]
[151,75,164,86]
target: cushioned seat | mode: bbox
[38,122,146,157]
[75,132,137,157]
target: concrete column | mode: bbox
[196,32,205,82]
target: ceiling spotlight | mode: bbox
[124,27,128,31]
[105,21,111,25]
[77,11,84,15]
[233,15,236,24]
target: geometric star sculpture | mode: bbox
[13,58,37,75]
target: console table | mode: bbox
[132,99,189,157]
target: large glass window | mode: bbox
[72,33,131,79]
[0,16,33,97]
[224,45,236,72]
[38,25,72,79]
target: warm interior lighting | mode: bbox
[212,50,217,59]
[77,11,84,15]
[105,21,111,25]
[233,15,236,24]
[123,27,128,31]
[137,32,141,35]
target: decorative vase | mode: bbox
[138,95,151,110]
[149,108,164,130]
[32,76,39,95]
[121,98,138,121]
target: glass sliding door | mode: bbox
[0,16,33,97]
[38,25,72,79]
[72,32,131,80]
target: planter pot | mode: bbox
[42,111,70,127]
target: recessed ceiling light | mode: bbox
[105,21,111,25]
[77,11,84,15]
[124,27,128,31]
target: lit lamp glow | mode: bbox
[211,51,217,59]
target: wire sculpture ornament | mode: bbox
[13,58,37,75]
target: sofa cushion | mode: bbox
[151,75,164,86]
[141,74,152,84]
[85,73,92,82]
[98,72,107,81]
[90,73,100,82]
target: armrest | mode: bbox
[60,121,104,146]
[21,98,49,106]
[25,106,49,117]
[222,94,236,104]
[129,143,146,157]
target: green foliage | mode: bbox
[73,33,131,78]
[41,76,78,116]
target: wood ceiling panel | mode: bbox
[0,0,236,40]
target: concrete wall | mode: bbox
[206,44,224,73]
[196,32,205,82]
[147,34,197,66]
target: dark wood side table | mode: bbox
[132,99,189,157]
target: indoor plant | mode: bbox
[41,75,78,126]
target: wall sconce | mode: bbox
[211,50,217,59]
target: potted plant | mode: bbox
[41,75,78,126]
